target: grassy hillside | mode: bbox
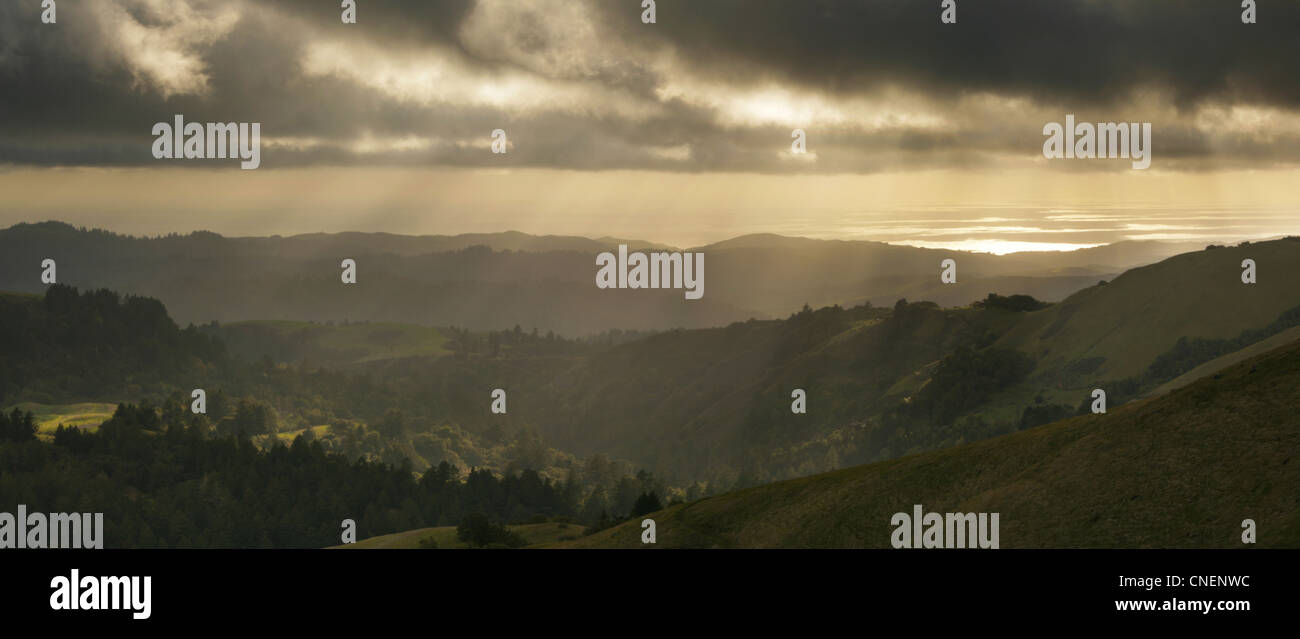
[10,401,117,439]
[332,521,583,549]
[997,238,1300,381]
[557,335,1300,548]
[1150,326,1300,397]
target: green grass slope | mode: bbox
[996,238,1300,381]
[557,335,1300,548]
[9,402,118,439]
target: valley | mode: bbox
[2,224,1297,548]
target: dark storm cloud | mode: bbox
[0,0,1297,172]
[588,0,1300,109]
[269,0,476,47]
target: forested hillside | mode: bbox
[0,402,580,547]
[0,288,224,406]
[563,334,1300,548]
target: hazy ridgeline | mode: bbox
[0,222,1201,335]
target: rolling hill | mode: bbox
[6,237,1295,493]
[485,239,1300,484]
[557,333,1300,548]
[996,238,1300,382]
[0,221,1187,334]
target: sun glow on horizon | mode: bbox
[889,239,1106,255]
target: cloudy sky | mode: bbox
[1,0,1298,250]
